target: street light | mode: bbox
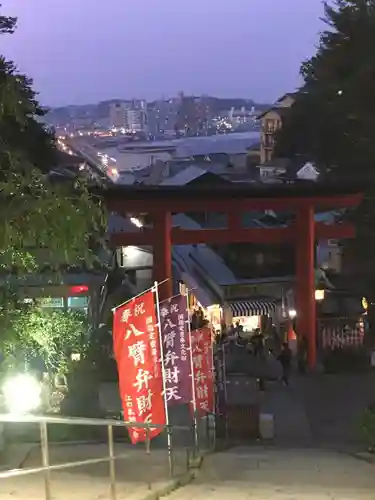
[3,374,42,414]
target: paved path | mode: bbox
[166,446,375,499]
[0,443,188,500]
[259,382,313,446]
[224,348,375,450]
[293,373,375,449]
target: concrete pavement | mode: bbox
[292,373,375,449]
[165,446,375,499]
[259,382,313,446]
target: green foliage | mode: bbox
[1,306,89,375]
[0,7,106,272]
[274,0,375,301]
[275,0,375,176]
[360,405,375,451]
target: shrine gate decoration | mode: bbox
[113,289,166,444]
[105,182,363,369]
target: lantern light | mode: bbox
[315,289,325,301]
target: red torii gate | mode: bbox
[104,183,363,369]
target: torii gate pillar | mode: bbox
[152,211,173,301]
[296,205,316,368]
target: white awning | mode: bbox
[229,299,277,317]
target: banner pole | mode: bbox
[153,281,174,476]
[112,278,169,312]
[159,292,182,304]
[222,342,229,441]
[185,289,199,455]
[211,327,216,451]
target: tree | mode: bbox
[276,0,375,175]
[1,306,89,376]
[274,0,375,316]
[0,8,105,272]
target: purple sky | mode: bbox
[1,0,323,107]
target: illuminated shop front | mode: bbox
[231,314,260,333]
[227,298,278,335]
[206,304,223,334]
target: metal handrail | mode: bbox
[0,413,192,500]
[0,413,188,429]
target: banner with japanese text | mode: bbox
[214,344,227,417]
[191,327,214,416]
[113,290,166,444]
[160,295,191,405]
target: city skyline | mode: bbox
[48,94,269,110]
[1,0,323,107]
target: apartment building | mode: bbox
[258,93,297,164]
[109,100,148,132]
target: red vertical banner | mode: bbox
[191,327,214,416]
[113,290,166,444]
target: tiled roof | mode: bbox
[174,133,259,157]
[160,166,208,186]
[257,106,292,120]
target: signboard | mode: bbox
[38,297,64,308]
[224,282,291,300]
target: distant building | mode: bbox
[228,106,255,124]
[109,101,127,128]
[255,158,319,183]
[258,93,297,164]
[109,100,148,132]
[147,99,177,136]
[175,93,213,135]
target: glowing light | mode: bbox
[288,309,297,318]
[70,285,89,294]
[3,374,42,414]
[206,304,220,310]
[130,217,143,228]
[315,289,325,301]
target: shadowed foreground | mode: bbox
[166,446,375,499]
[0,443,188,500]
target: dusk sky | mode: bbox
[1,0,323,107]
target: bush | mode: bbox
[322,347,369,373]
[360,405,375,453]
[60,360,103,418]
